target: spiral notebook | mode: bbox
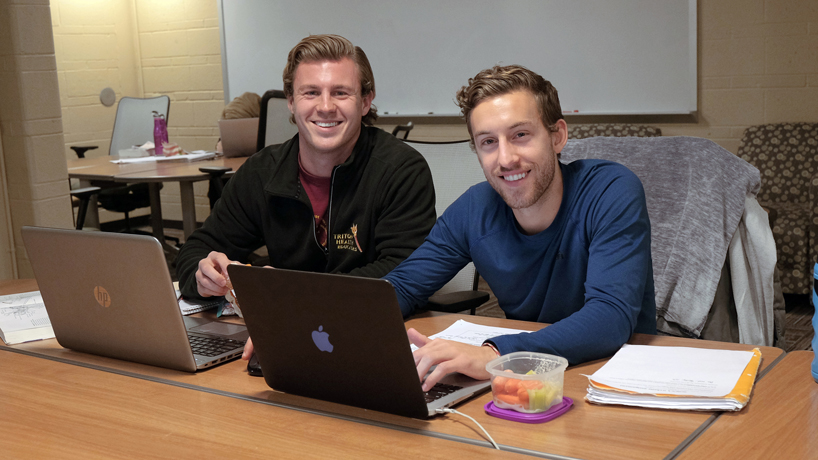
[178,297,223,315]
[174,283,224,315]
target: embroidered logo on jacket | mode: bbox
[333,224,363,252]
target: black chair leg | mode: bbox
[76,202,89,231]
[123,211,132,232]
[70,187,101,230]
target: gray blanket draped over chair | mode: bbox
[561,136,777,345]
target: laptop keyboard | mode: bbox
[188,333,245,357]
[424,383,463,403]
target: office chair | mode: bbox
[70,186,101,230]
[256,90,299,151]
[200,166,233,209]
[403,139,490,315]
[737,122,818,296]
[391,122,413,139]
[71,96,176,243]
[70,145,98,158]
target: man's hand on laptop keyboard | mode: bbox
[408,328,495,392]
[196,251,238,297]
[242,337,254,361]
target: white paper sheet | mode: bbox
[410,319,530,351]
[588,344,754,397]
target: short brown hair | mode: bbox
[456,65,563,143]
[282,34,378,125]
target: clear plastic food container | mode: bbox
[486,351,568,413]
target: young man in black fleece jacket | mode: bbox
[175,34,436,360]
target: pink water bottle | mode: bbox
[153,111,168,156]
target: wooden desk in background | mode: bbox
[114,156,247,240]
[0,280,792,459]
[67,155,162,230]
[67,155,248,241]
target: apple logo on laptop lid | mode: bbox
[312,325,333,353]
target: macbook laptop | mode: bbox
[21,226,249,372]
[218,117,260,158]
[227,265,491,419]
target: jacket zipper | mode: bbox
[324,165,339,256]
[311,165,339,256]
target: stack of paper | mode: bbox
[111,150,216,164]
[0,291,55,345]
[155,150,216,163]
[585,345,761,411]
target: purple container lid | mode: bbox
[484,396,573,423]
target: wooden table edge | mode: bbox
[0,345,521,455]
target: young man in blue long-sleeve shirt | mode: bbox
[383,65,656,391]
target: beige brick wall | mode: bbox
[134,0,224,222]
[52,0,139,157]
[681,0,818,153]
[52,0,222,224]
[0,0,74,279]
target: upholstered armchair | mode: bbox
[737,123,818,295]
[568,124,662,139]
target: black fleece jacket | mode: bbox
[176,125,436,299]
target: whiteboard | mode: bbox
[218,0,696,117]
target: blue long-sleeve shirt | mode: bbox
[384,160,656,365]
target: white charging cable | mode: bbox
[436,407,500,450]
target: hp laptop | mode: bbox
[227,265,491,419]
[218,118,259,158]
[21,226,249,372]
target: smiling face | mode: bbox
[471,90,568,234]
[288,58,374,168]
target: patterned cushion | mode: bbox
[568,124,662,139]
[762,201,810,292]
[738,123,818,294]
